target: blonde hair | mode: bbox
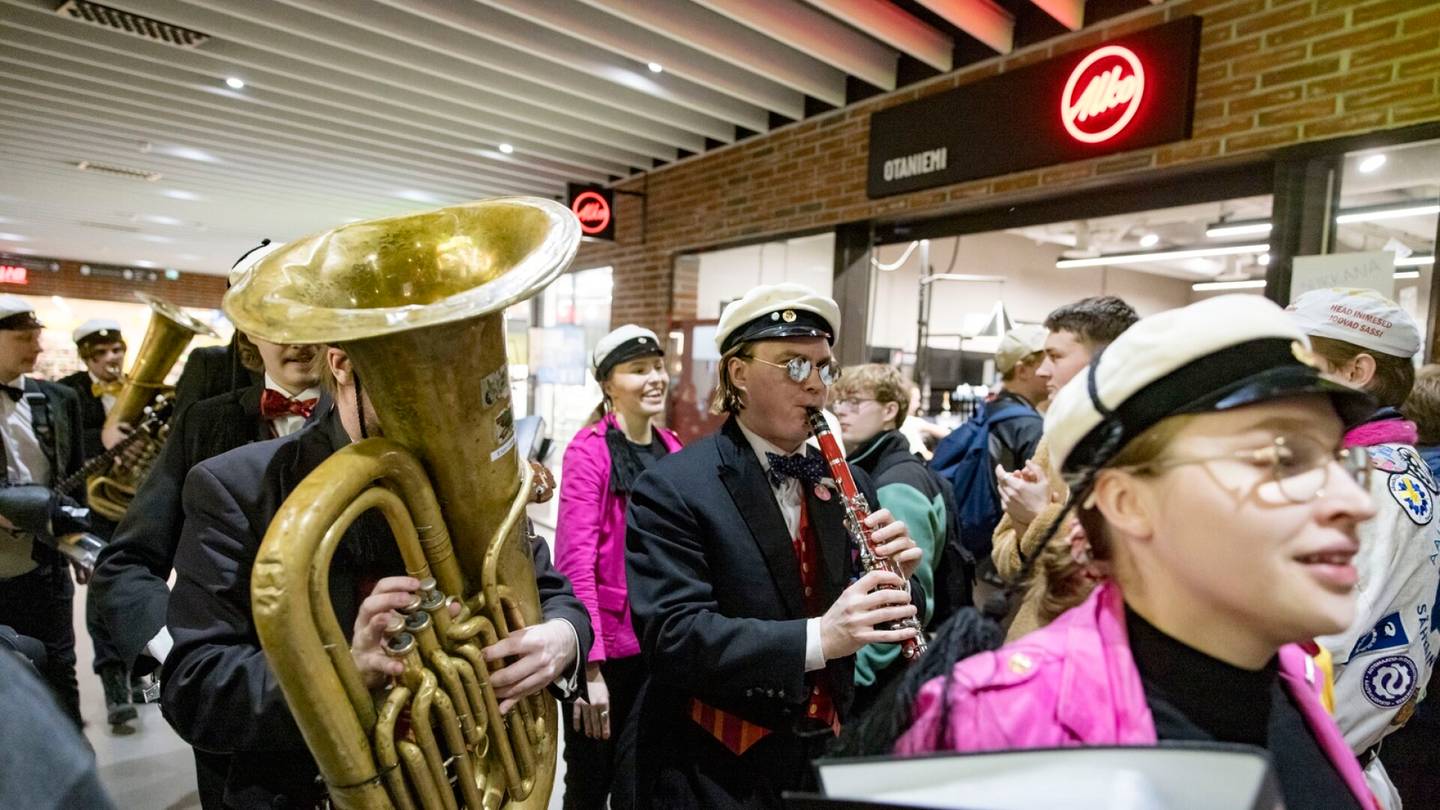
[1408,364,1440,445]
[709,345,750,415]
[830,364,910,425]
[312,345,338,396]
[1029,414,1196,624]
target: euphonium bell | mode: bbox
[87,292,217,521]
[224,198,579,810]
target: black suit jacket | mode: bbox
[55,371,106,462]
[89,384,270,668]
[161,406,592,808]
[625,417,871,749]
[174,341,259,415]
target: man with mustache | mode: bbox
[89,243,322,804]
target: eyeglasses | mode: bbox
[748,354,842,386]
[831,397,877,411]
[1122,434,1370,504]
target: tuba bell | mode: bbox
[87,292,217,521]
[224,197,580,810]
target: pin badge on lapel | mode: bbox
[814,484,831,501]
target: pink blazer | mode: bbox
[896,582,1377,809]
[555,413,682,664]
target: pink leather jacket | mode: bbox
[555,413,682,664]
[896,581,1376,809]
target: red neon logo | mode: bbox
[0,265,28,285]
[1061,45,1145,144]
[571,190,612,235]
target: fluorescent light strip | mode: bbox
[1205,221,1272,238]
[1396,271,1420,280]
[1395,254,1434,267]
[1057,243,1270,269]
[1336,203,1440,224]
[1192,279,1267,291]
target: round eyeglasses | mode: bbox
[748,354,842,387]
[1124,434,1370,504]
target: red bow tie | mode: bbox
[260,389,317,420]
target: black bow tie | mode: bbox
[765,451,826,487]
[0,384,22,402]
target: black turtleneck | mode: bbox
[1126,607,1363,810]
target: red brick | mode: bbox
[1197,75,1259,101]
[1344,78,1438,112]
[1398,50,1440,80]
[1229,84,1305,114]
[1201,0,1269,27]
[1156,139,1222,166]
[1203,35,1264,64]
[1355,0,1428,25]
[1302,108,1390,137]
[1235,2,1314,36]
[1236,44,1307,78]
[1259,97,1338,126]
[1096,152,1156,175]
[1195,114,1257,138]
[1312,21,1400,55]
[1198,62,1229,84]
[1040,163,1096,185]
[1260,58,1343,87]
[1352,31,1440,69]
[1404,6,1440,34]
[1103,10,1168,39]
[1391,94,1440,125]
[1264,14,1347,47]
[1307,64,1396,98]
[991,173,1041,193]
[1224,126,1300,154]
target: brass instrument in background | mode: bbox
[225,198,580,810]
[87,293,217,521]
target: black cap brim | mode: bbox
[720,308,835,354]
[0,313,43,331]
[1190,364,1376,428]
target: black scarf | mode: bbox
[604,418,652,495]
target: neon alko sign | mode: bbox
[571,190,612,236]
[1061,45,1145,144]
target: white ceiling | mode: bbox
[5,0,1124,275]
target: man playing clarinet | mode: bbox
[625,283,923,809]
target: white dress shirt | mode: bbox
[87,371,118,415]
[734,419,828,673]
[263,374,322,438]
[0,375,50,486]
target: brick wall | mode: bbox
[575,0,1440,335]
[0,253,226,309]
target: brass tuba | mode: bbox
[87,292,217,520]
[225,198,579,810]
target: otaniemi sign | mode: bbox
[868,17,1201,198]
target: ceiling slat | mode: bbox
[915,0,1015,55]
[1030,0,1084,31]
[693,0,899,91]
[803,0,953,72]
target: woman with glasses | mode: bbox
[888,295,1379,809]
[554,325,682,810]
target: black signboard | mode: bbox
[567,183,615,241]
[867,17,1202,198]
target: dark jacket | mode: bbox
[987,389,1043,473]
[89,384,270,669]
[55,371,106,462]
[174,342,259,415]
[847,429,951,689]
[161,406,592,809]
[625,416,870,798]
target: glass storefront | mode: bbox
[15,293,230,381]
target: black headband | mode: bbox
[596,337,662,381]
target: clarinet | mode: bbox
[806,408,928,662]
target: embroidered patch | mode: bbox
[1362,655,1419,708]
[1369,445,1408,474]
[1397,446,1440,493]
[1349,611,1412,661]
[1389,473,1434,525]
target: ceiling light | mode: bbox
[1336,202,1440,224]
[1258,252,1271,266]
[143,214,184,226]
[1139,233,1159,247]
[225,77,245,89]
[0,233,28,242]
[1358,154,1387,173]
[161,189,201,201]
[1056,242,1270,269]
[1192,279,1266,291]
[133,259,156,268]
[648,62,663,73]
[1395,254,1434,267]
[1395,271,1421,280]
[1206,220,1273,239]
[498,143,514,154]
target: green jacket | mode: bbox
[847,429,950,688]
